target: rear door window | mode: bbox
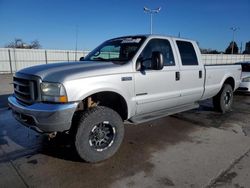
[176,41,198,66]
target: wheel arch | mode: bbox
[76,90,129,121]
[223,77,235,90]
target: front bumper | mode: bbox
[8,96,78,133]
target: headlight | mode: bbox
[40,82,68,103]
[242,77,250,82]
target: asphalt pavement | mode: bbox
[0,74,250,187]
[0,74,13,109]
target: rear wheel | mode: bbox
[213,84,233,113]
[74,106,124,163]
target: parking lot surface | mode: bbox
[0,74,250,188]
[0,74,13,109]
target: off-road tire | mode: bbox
[74,106,124,163]
[213,84,233,113]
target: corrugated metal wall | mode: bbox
[0,48,250,73]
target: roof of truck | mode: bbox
[110,34,196,43]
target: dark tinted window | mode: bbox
[139,39,175,69]
[176,41,198,66]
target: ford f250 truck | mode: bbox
[8,35,242,162]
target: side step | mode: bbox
[128,103,199,124]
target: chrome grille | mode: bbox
[13,76,38,105]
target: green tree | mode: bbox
[225,41,239,54]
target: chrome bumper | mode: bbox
[8,96,78,133]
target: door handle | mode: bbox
[176,71,180,81]
[199,70,202,79]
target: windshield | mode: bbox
[84,36,146,63]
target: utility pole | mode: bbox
[75,25,78,61]
[178,32,181,38]
[240,42,242,54]
[143,6,161,34]
[230,27,239,54]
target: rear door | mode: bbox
[175,40,204,105]
[134,38,181,115]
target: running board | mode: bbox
[129,103,199,124]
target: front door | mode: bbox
[134,38,181,115]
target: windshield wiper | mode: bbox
[92,57,108,61]
[90,57,127,65]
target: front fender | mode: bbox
[63,75,136,118]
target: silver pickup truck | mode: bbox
[8,35,241,162]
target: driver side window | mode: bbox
[138,39,175,69]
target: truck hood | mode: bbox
[19,61,130,82]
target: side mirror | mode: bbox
[151,51,164,70]
[136,58,142,71]
[79,57,85,61]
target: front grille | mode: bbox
[13,76,38,105]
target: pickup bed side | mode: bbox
[202,64,241,100]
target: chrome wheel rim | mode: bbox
[224,90,232,106]
[89,121,115,152]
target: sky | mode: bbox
[0,0,249,51]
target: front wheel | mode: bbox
[74,106,124,163]
[213,84,233,113]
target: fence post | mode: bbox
[8,49,13,74]
[13,48,17,72]
[45,50,48,64]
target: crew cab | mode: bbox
[8,35,242,162]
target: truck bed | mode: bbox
[201,64,241,100]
